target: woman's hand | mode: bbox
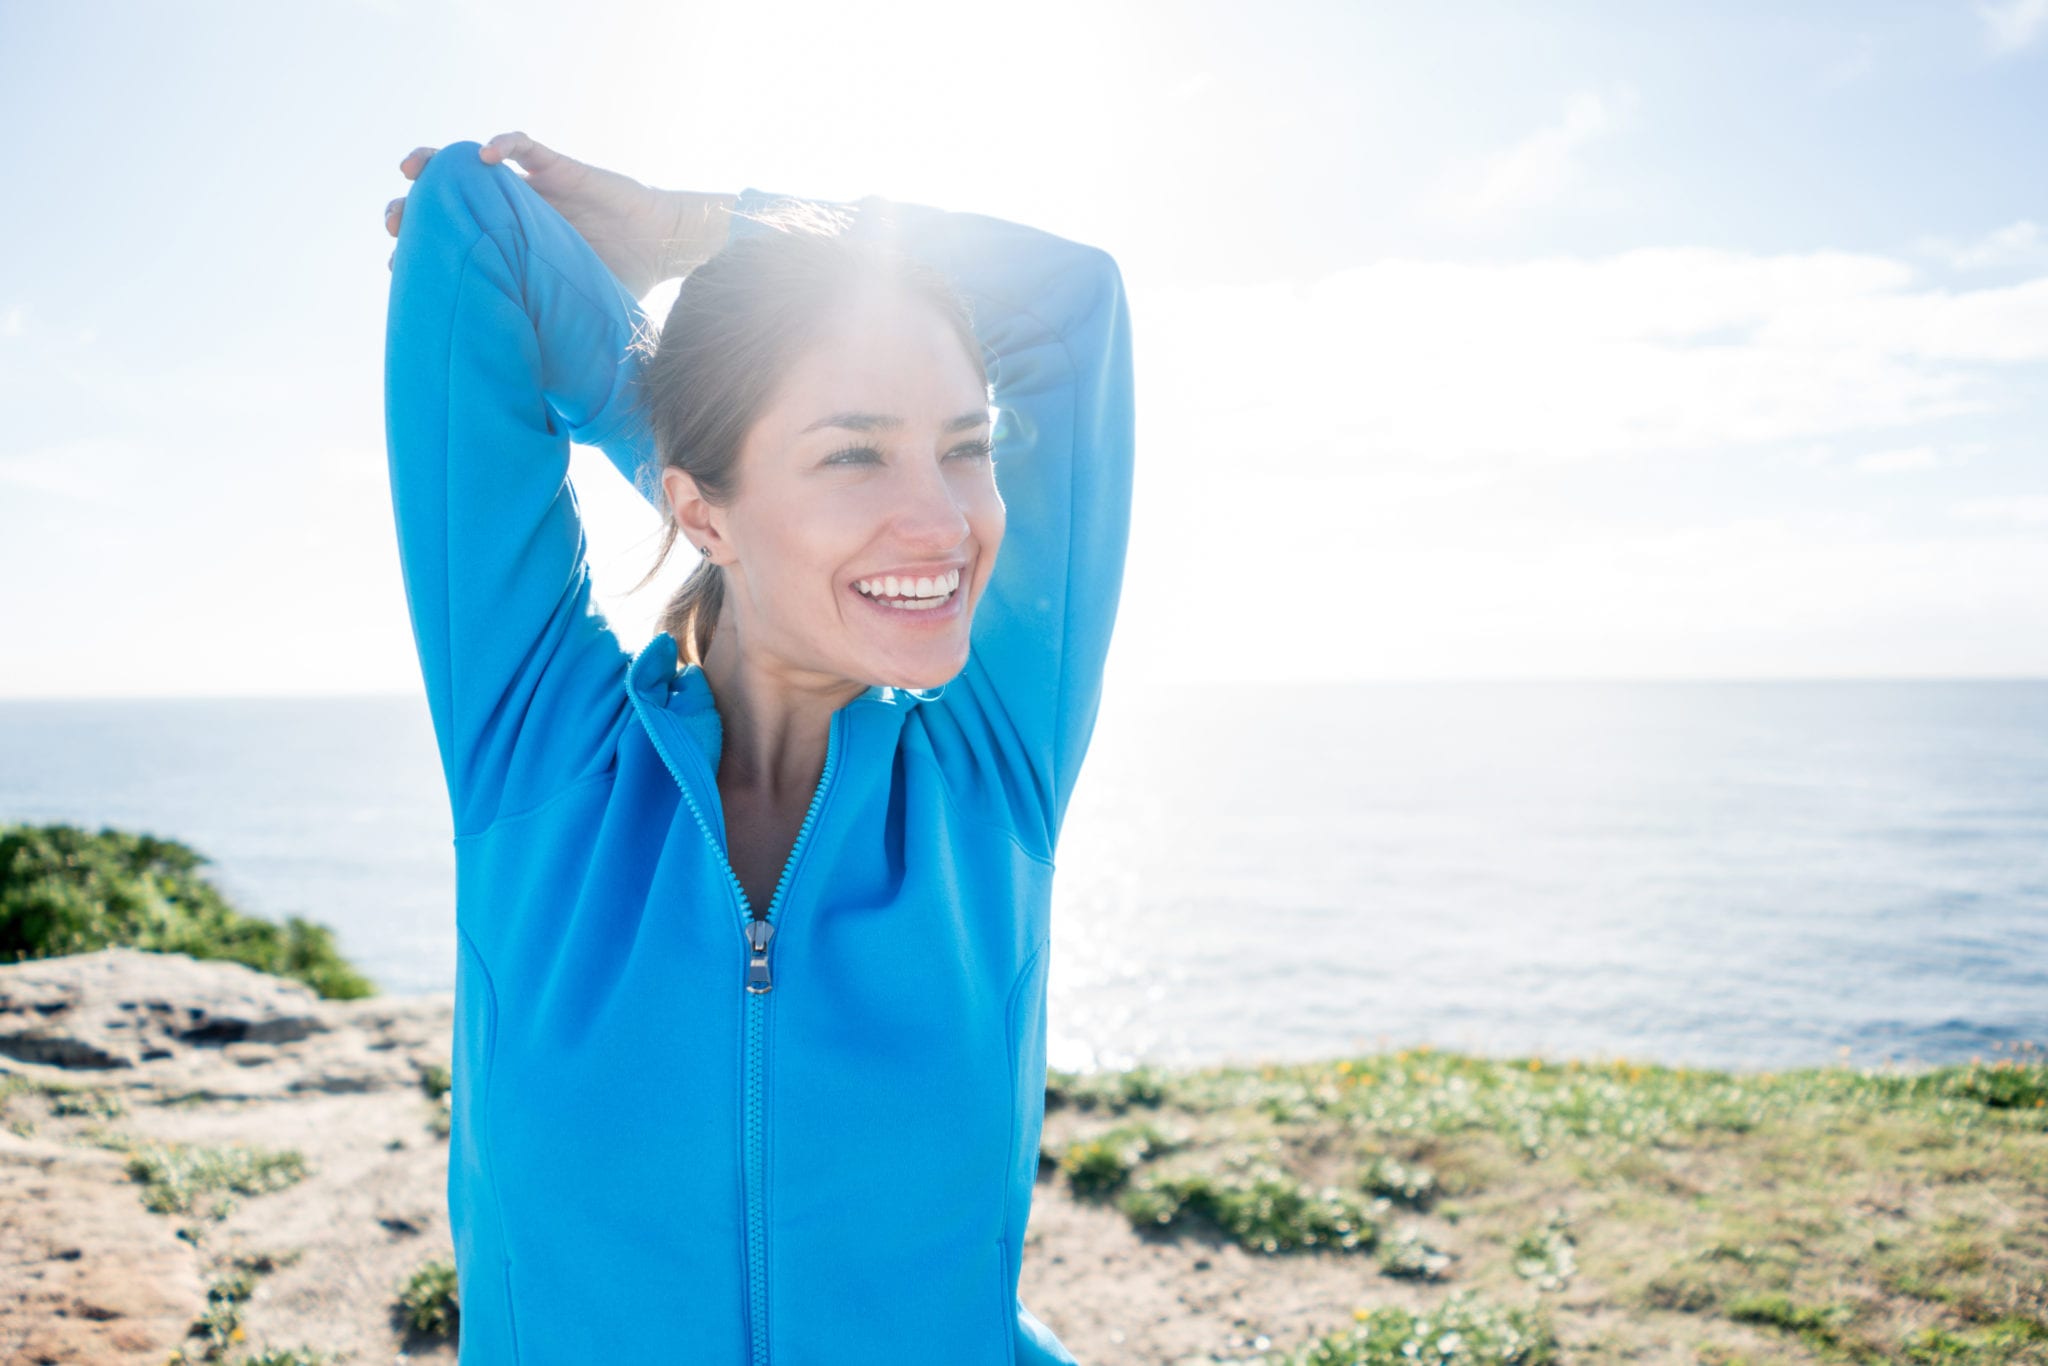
[384,131,734,297]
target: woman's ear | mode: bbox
[661,466,724,562]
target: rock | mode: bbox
[0,949,460,1364]
[0,1129,207,1364]
[0,948,330,1071]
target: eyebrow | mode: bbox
[800,409,991,435]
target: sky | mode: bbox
[1,0,2043,699]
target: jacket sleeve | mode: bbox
[731,187,1136,856]
[384,141,664,838]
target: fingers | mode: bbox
[479,129,561,175]
[388,134,554,255]
[389,145,439,242]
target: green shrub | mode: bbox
[1044,1062,1175,1113]
[1357,1153,1438,1208]
[1377,1225,1455,1280]
[48,1087,127,1119]
[418,1062,452,1101]
[0,822,374,999]
[1264,1287,1559,1365]
[1057,1120,1184,1198]
[400,1256,460,1338]
[1117,1162,1379,1254]
[1510,1208,1578,1292]
[123,1139,309,1217]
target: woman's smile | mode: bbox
[848,564,968,624]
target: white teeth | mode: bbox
[856,567,961,602]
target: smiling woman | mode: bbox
[382,132,1132,1365]
[631,202,1005,688]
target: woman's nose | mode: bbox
[890,462,973,547]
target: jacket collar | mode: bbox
[626,631,940,774]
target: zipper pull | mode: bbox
[744,916,776,994]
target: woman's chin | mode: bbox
[863,641,969,694]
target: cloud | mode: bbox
[1137,248,2048,477]
[1420,88,1634,228]
[1926,220,2048,271]
[0,439,138,501]
[1950,494,2048,523]
[1854,445,1973,474]
[1978,0,2048,53]
[1,305,23,338]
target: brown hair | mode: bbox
[624,197,989,667]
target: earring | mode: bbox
[700,544,712,558]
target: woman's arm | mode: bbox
[729,189,1137,858]
[384,140,676,837]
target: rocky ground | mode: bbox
[0,948,1390,1366]
[6,949,2044,1366]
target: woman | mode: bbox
[381,131,1133,1364]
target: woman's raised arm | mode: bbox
[384,140,673,837]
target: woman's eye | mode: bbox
[825,439,991,467]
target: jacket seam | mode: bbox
[900,743,1056,871]
[453,765,618,845]
[456,919,516,1359]
[511,226,646,450]
[439,238,482,834]
[1001,935,1051,1250]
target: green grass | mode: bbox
[160,1250,308,1363]
[1256,1288,1560,1365]
[1056,1118,1185,1197]
[120,1138,310,1218]
[1116,1153,1380,1254]
[1042,1042,2048,1364]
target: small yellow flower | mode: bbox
[1529,1058,1543,1072]
[1336,1060,1352,1073]
[1353,1306,1371,1322]
[230,1326,245,1342]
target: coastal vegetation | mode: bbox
[1043,1046,2048,1364]
[0,821,373,999]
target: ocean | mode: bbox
[3,680,2042,1077]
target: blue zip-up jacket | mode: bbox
[383,142,1133,1364]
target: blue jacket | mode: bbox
[383,142,1133,1364]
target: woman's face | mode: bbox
[675,286,1005,695]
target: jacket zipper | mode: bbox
[626,678,845,1365]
